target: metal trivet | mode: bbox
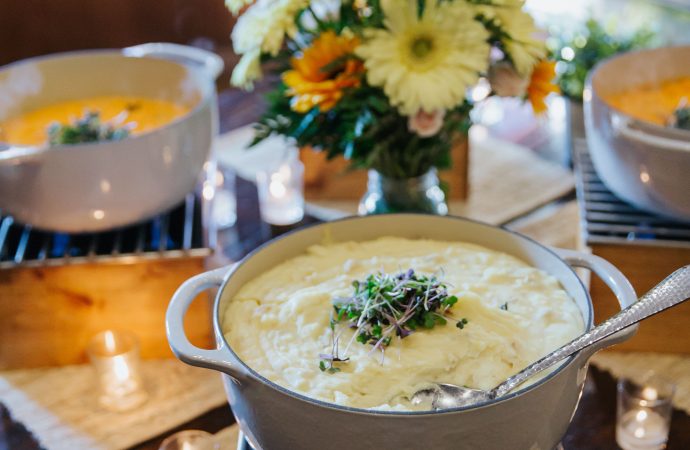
[0,193,211,269]
[573,138,690,248]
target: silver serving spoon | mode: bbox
[411,265,690,410]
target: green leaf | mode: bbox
[456,318,469,330]
[294,107,321,138]
[423,312,436,329]
[434,315,447,326]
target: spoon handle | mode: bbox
[494,265,690,398]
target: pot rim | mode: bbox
[213,213,594,416]
[0,47,215,151]
[587,45,690,148]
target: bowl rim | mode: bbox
[0,47,214,151]
[587,45,690,145]
[214,213,593,416]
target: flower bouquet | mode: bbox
[227,0,557,214]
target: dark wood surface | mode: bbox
[0,0,234,66]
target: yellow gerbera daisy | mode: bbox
[283,31,364,113]
[230,0,308,89]
[231,49,262,91]
[526,60,559,114]
[225,0,253,15]
[473,0,546,76]
[497,10,546,76]
[356,0,490,115]
[232,0,308,56]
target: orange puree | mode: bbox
[0,95,189,145]
[603,77,690,126]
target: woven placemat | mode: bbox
[214,425,240,449]
[507,200,579,250]
[215,126,575,225]
[591,352,690,415]
[0,359,226,450]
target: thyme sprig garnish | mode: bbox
[318,269,467,371]
[47,110,132,146]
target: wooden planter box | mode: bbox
[0,258,213,369]
[589,243,690,354]
[301,136,470,201]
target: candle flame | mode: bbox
[269,176,287,199]
[641,387,658,401]
[112,355,132,382]
[202,181,214,201]
[104,331,117,354]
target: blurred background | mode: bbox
[3,0,689,162]
[3,0,689,80]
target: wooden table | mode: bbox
[2,86,689,450]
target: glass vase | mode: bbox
[358,169,448,215]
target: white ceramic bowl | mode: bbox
[585,46,690,221]
[167,215,637,450]
[0,43,223,232]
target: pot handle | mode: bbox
[166,265,249,381]
[123,42,224,80]
[0,144,47,163]
[552,248,638,355]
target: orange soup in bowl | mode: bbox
[603,77,690,126]
[0,95,189,146]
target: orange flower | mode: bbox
[283,31,364,113]
[526,60,560,115]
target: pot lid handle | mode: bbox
[552,248,638,351]
[124,42,224,80]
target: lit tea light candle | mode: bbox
[158,430,216,450]
[617,376,675,450]
[616,409,669,450]
[256,153,304,226]
[87,330,148,412]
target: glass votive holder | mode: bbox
[212,165,238,229]
[256,151,305,226]
[159,430,217,450]
[202,160,238,230]
[87,330,148,412]
[616,373,676,450]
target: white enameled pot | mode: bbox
[0,43,223,232]
[167,214,637,450]
[585,46,690,221]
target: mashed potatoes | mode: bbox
[222,237,584,410]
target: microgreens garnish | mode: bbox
[318,325,349,374]
[673,106,690,130]
[455,318,469,329]
[319,269,466,370]
[47,111,132,145]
